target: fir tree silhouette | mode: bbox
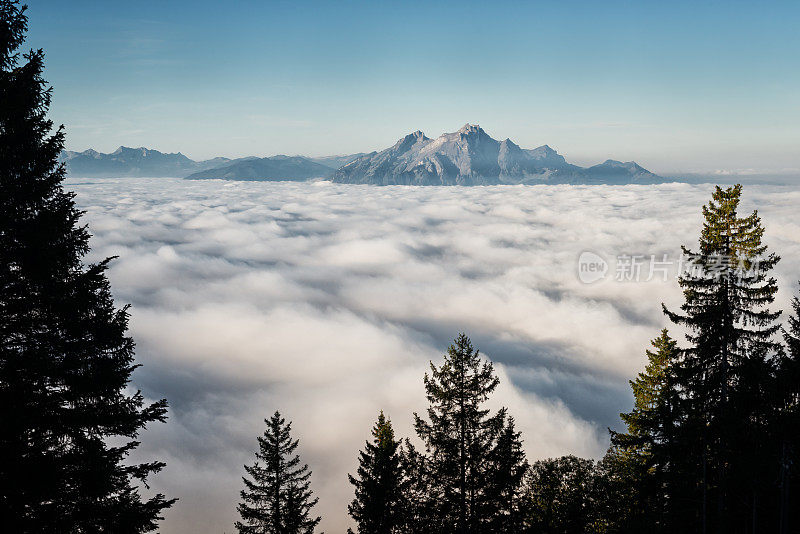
[236,411,321,534]
[412,333,527,533]
[348,411,407,534]
[0,2,174,531]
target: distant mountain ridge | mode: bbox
[60,146,361,179]
[61,125,665,184]
[185,155,336,181]
[59,146,230,177]
[332,124,663,185]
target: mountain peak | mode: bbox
[458,123,484,135]
[598,159,643,169]
[112,146,149,155]
[398,130,427,141]
[392,130,430,153]
[500,138,520,149]
[332,124,662,185]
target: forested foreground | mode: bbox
[2,1,800,533]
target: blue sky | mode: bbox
[25,0,800,175]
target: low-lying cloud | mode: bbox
[67,178,800,533]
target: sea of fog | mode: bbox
[66,177,800,534]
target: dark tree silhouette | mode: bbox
[663,184,781,531]
[399,438,440,533]
[348,411,407,534]
[605,329,678,532]
[483,415,530,532]
[413,333,528,533]
[0,1,174,531]
[777,286,800,533]
[236,411,321,534]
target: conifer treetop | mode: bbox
[236,411,320,534]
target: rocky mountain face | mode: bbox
[332,124,663,185]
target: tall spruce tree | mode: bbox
[413,333,528,533]
[663,184,781,532]
[348,411,407,534]
[236,411,321,534]
[0,2,174,531]
[605,329,679,532]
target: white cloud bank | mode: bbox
[67,178,800,534]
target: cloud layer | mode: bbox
[67,178,800,533]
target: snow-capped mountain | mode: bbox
[332,124,663,185]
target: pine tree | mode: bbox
[483,416,530,532]
[236,411,321,534]
[603,329,679,532]
[615,330,677,454]
[663,184,781,532]
[412,333,528,533]
[0,2,174,531]
[348,411,407,534]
